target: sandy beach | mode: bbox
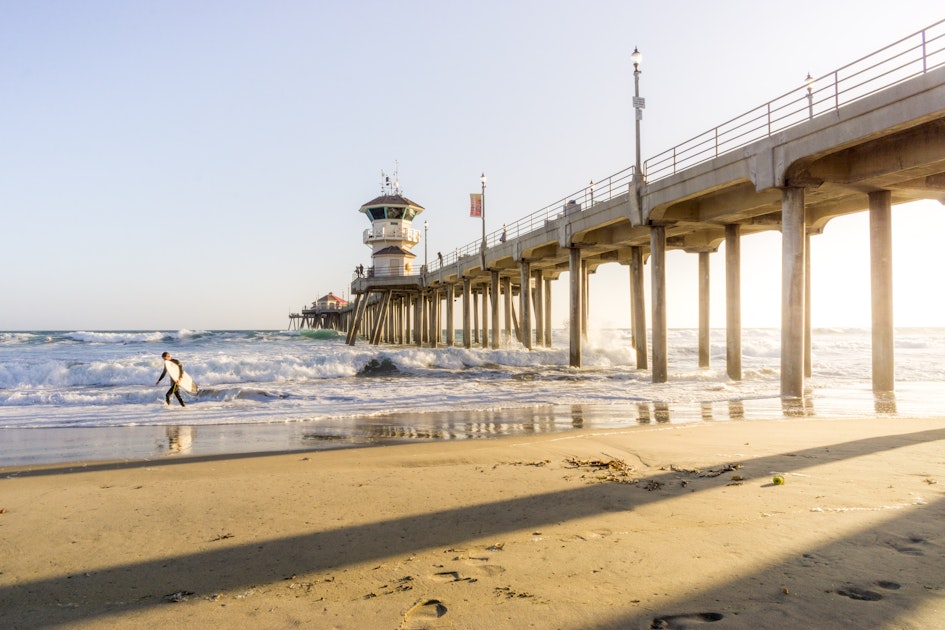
[2,416,944,629]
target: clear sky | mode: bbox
[2,1,943,331]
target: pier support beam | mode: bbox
[502,276,512,345]
[582,263,590,338]
[869,189,895,393]
[446,285,455,346]
[473,291,480,345]
[630,246,648,369]
[698,251,710,368]
[725,224,742,380]
[520,260,532,349]
[491,270,500,349]
[569,247,582,367]
[346,293,368,346]
[543,277,553,347]
[650,226,668,383]
[781,187,806,399]
[414,293,423,348]
[805,231,816,378]
[429,290,439,348]
[533,270,544,347]
[481,285,489,348]
[370,291,392,345]
[462,278,471,349]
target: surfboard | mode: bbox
[163,360,199,395]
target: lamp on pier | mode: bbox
[424,220,429,270]
[480,173,487,250]
[631,47,645,190]
[805,73,815,120]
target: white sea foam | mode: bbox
[0,328,942,430]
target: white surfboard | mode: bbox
[164,360,199,395]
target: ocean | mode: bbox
[1,328,943,465]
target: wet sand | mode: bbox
[2,416,944,628]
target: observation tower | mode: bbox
[359,170,424,277]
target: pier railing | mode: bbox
[438,166,635,270]
[422,19,944,276]
[645,18,945,181]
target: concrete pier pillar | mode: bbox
[446,285,455,346]
[403,293,413,346]
[346,293,367,345]
[462,278,471,349]
[543,277,553,347]
[491,270,500,349]
[630,245,648,369]
[725,224,742,380]
[520,260,532,349]
[430,290,439,348]
[414,292,424,348]
[472,292,480,344]
[421,292,428,346]
[533,270,544,347]
[569,247,582,367]
[481,285,489,348]
[869,190,895,393]
[502,276,512,344]
[781,187,806,398]
[805,232,813,378]
[650,226,668,383]
[698,251,710,368]
[582,263,590,338]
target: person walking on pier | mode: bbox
[155,351,186,407]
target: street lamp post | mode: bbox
[631,47,644,188]
[805,73,815,120]
[480,173,487,249]
[424,220,428,270]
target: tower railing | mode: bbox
[363,226,422,244]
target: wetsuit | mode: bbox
[156,359,186,407]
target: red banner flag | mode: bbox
[469,193,482,218]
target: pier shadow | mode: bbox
[1,426,944,626]
[592,493,945,629]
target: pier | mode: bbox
[299,21,945,400]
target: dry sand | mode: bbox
[2,416,944,629]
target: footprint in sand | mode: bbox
[888,541,925,556]
[463,556,507,577]
[432,571,478,584]
[835,586,883,601]
[401,599,449,630]
[650,612,724,628]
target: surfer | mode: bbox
[155,352,186,407]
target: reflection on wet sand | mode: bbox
[290,391,904,451]
[875,392,897,414]
[165,426,193,455]
[781,396,815,417]
[570,405,584,428]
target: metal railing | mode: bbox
[363,226,422,244]
[645,18,945,181]
[353,265,422,280]
[410,19,945,277]
[434,166,636,271]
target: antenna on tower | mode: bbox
[379,163,402,196]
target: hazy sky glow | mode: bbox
[2,1,943,330]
